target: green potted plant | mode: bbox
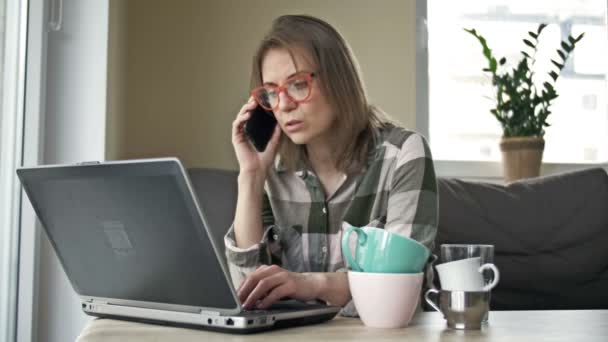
[465,24,584,181]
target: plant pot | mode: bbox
[499,137,545,182]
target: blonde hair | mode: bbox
[250,15,392,173]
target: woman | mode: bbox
[226,15,437,315]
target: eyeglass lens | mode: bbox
[255,76,311,109]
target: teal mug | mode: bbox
[341,226,430,273]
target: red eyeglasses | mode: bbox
[250,72,315,111]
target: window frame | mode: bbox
[0,0,28,341]
[415,0,608,180]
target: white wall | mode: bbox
[38,1,109,342]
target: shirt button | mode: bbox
[273,234,279,241]
[321,246,328,253]
[322,207,327,214]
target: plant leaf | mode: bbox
[523,39,535,49]
[464,27,499,74]
[557,50,566,60]
[549,71,559,81]
[521,51,531,58]
[490,57,497,72]
[551,59,563,70]
[537,23,548,35]
[499,57,507,65]
[568,36,576,44]
[528,31,538,40]
[575,32,585,42]
[561,41,572,52]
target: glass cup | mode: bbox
[440,244,494,264]
[440,244,495,322]
[425,289,490,330]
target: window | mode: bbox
[1,0,27,341]
[424,0,608,165]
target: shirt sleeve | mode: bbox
[224,191,283,288]
[385,132,438,250]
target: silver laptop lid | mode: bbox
[17,158,241,314]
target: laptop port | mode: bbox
[247,319,254,325]
[226,318,234,326]
[207,318,212,325]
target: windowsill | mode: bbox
[434,160,608,181]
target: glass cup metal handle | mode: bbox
[479,263,500,291]
[424,288,442,314]
[341,226,366,272]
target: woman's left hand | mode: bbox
[237,265,322,310]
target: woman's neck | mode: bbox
[306,142,347,198]
[306,141,338,176]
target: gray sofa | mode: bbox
[187,167,608,310]
[436,168,608,310]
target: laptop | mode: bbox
[16,158,341,333]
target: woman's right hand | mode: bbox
[231,97,282,177]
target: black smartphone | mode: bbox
[244,105,277,152]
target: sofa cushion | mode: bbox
[435,168,608,310]
[187,168,238,258]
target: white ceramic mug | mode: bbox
[348,271,423,328]
[435,257,499,291]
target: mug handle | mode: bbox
[424,288,442,313]
[479,263,500,291]
[341,226,365,272]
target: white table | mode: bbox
[77,310,608,342]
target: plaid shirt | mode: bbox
[224,124,438,315]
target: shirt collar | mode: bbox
[273,124,385,178]
[273,154,309,179]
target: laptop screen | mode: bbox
[17,159,239,311]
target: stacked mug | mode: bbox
[425,244,500,330]
[341,225,431,328]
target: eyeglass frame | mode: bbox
[250,71,316,111]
